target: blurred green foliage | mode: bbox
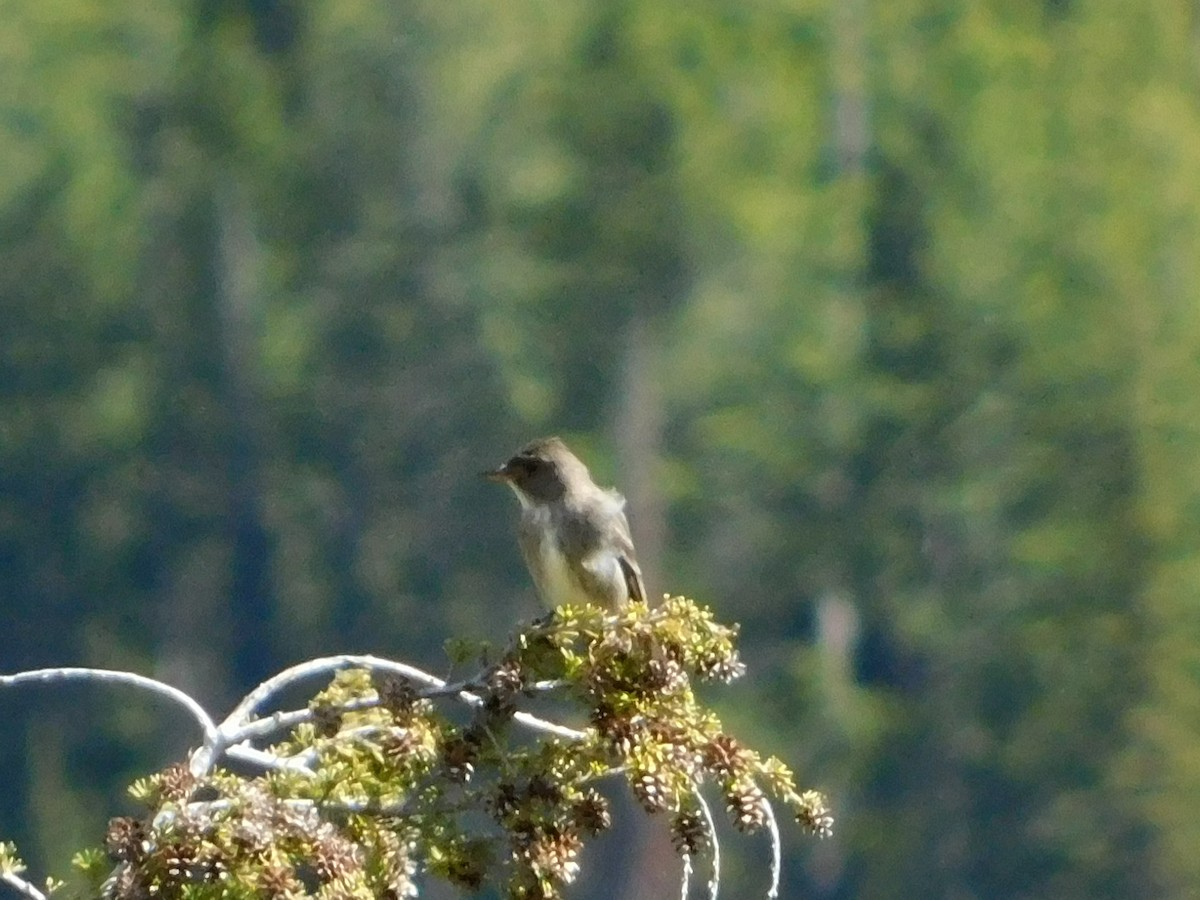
[2,1,1199,898]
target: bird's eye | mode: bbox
[508,456,538,478]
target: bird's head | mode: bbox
[485,436,591,505]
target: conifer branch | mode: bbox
[2,598,830,898]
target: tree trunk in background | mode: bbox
[832,0,870,174]
[615,305,666,600]
[817,0,870,893]
[612,304,677,900]
[213,178,275,693]
[154,177,273,706]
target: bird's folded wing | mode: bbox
[607,508,647,605]
[619,555,646,604]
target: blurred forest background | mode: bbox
[3,1,1200,898]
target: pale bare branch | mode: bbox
[694,789,720,900]
[0,867,47,900]
[0,667,217,745]
[764,798,782,899]
[190,655,587,777]
[223,742,317,776]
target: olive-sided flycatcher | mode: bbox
[487,437,646,610]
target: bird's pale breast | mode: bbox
[518,504,628,609]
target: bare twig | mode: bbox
[230,704,356,745]
[764,798,782,899]
[0,667,217,746]
[694,789,721,900]
[190,655,587,778]
[224,742,317,776]
[154,794,412,829]
[223,655,441,726]
[506,710,585,741]
[680,850,692,900]
[0,659,585,783]
[1,868,47,900]
[228,677,565,749]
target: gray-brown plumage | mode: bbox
[486,437,646,610]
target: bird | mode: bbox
[486,436,646,610]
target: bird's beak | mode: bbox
[483,463,512,483]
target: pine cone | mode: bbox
[374,673,418,720]
[104,817,147,863]
[670,809,709,856]
[702,733,752,778]
[726,778,768,832]
[571,790,612,835]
